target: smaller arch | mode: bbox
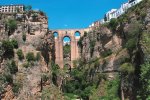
[74,31,81,39]
[53,32,58,38]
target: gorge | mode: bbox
[0,0,150,100]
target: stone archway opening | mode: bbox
[74,31,81,39]
[53,32,58,39]
[63,36,71,63]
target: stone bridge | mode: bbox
[52,28,90,68]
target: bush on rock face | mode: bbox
[22,32,26,42]
[7,60,18,74]
[119,63,134,75]
[26,52,35,62]
[35,52,41,61]
[109,18,118,31]
[11,39,18,49]
[7,19,17,34]
[17,49,24,60]
[2,40,14,58]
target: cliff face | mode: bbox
[0,0,150,99]
[63,0,150,99]
[0,11,57,99]
[79,25,124,74]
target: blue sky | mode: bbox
[1,0,127,29]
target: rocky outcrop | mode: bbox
[79,25,123,76]
[0,10,56,100]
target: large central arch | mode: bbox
[52,28,90,68]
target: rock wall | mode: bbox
[0,11,56,99]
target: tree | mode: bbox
[22,32,26,42]
[63,44,71,59]
[2,40,14,58]
[7,19,17,34]
[11,39,18,49]
[35,52,41,61]
[119,63,135,75]
[104,14,107,21]
[25,5,32,11]
[32,13,38,22]
[8,60,18,74]
[17,49,24,60]
[138,62,150,99]
[89,40,96,57]
[26,52,35,62]
[109,18,118,31]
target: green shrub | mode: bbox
[17,49,24,60]
[109,18,118,31]
[119,63,135,74]
[138,62,150,99]
[0,86,4,93]
[22,32,26,42]
[140,11,146,20]
[25,5,32,11]
[23,62,30,68]
[125,38,137,51]
[35,52,41,61]
[78,37,83,49]
[105,77,120,100]
[26,52,35,61]
[135,6,140,15]
[63,44,71,57]
[118,14,128,23]
[83,31,88,37]
[8,60,18,74]
[7,19,17,33]
[90,40,96,57]
[42,74,49,82]
[32,13,38,21]
[3,73,13,84]
[2,40,14,58]
[101,49,112,58]
[127,21,142,38]
[11,39,18,49]
[12,82,22,94]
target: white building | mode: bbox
[90,0,143,25]
[116,2,129,17]
[128,0,142,8]
[100,19,105,24]
[105,9,117,21]
[0,4,24,13]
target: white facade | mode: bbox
[116,3,129,17]
[100,19,105,24]
[128,0,142,8]
[100,0,143,24]
[106,9,117,21]
[0,4,24,13]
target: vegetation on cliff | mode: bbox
[1,0,150,99]
[63,0,150,99]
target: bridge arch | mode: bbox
[74,31,81,37]
[53,31,59,38]
[62,35,71,42]
[52,28,90,68]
